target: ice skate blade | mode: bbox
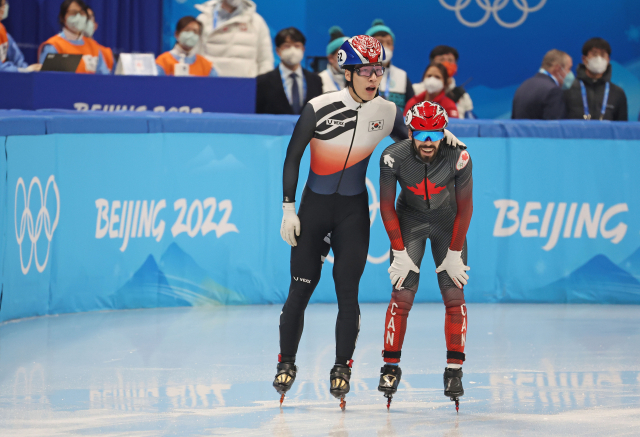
[385,394,392,410]
[339,396,346,411]
[279,393,285,406]
[449,396,460,413]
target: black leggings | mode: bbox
[279,187,370,363]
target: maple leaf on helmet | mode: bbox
[404,101,449,131]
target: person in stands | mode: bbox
[195,0,273,77]
[366,19,414,110]
[0,0,41,72]
[255,27,322,114]
[38,0,110,74]
[318,26,349,93]
[83,6,114,72]
[156,16,218,77]
[405,63,458,118]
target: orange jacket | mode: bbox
[41,34,102,74]
[0,23,9,63]
[156,52,213,77]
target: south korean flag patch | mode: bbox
[369,120,384,132]
[456,150,470,171]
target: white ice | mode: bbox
[1,304,639,436]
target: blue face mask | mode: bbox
[562,70,575,90]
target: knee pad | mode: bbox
[388,289,415,316]
[442,287,465,308]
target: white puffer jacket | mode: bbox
[195,0,274,78]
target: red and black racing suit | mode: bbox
[379,138,473,366]
[279,88,407,365]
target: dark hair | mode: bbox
[275,27,306,48]
[429,45,459,62]
[582,37,611,56]
[422,62,450,85]
[372,31,391,39]
[58,0,88,26]
[175,16,202,34]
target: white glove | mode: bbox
[388,249,420,289]
[280,202,300,246]
[435,249,470,289]
[444,129,466,148]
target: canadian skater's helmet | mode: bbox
[404,101,449,131]
[337,35,387,68]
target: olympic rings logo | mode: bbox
[439,0,546,28]
[15,176,60,274]
[325,177,390,265]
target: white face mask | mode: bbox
[178,31,199,50]
[586,56,608,75]
[66,13,87,34]
[1,3,9,21]
[280,47,304,67]
[83,19,95,37]
[383,47,393,63]
[423,76,444,94]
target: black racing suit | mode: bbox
[379,138,473,366]
[279,87,406,365]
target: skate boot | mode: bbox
[329,363,352,410]
[273,362,297,405]
[378,364,402,410]
[443,367,464,412]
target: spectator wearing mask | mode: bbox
[405,63,458,118]
[512,49,573,120]
[366,19,414,109]
[39,0,110,74]
[84,7,114,72]
[195,0,273,77]
[415,46,474,118]
[0,0,41,72]
[156,16,218,77]
[318,26,348,93]
[255,27,322,115]
[564,37,627,121]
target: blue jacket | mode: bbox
[512,72,565,120]
[0,32,29,72]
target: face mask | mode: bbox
[562,70,575,90]
[280,47,304,66]
[226,0,243,7]
[1,3,9,21]
[178,31,200,50]
[586,56,608,75]
[423,76,444,95]
[66,13,87,33]
[441,61,457,77]
[383,47,393,63]
[83,19,95,37]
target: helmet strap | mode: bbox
[346,67,375,104]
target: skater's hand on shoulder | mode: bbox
[281,202,301,246]
[444,130,466,149]
[435,249,470,289]
[388,248,420,289]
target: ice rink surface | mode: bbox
[1,303,639,436]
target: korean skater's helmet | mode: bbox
[404,101,449,131]
[337,35,387,68]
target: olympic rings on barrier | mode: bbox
[14,176,60,274]
[439,0,546,28]
[325,177,390,265]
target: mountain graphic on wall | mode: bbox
[619,247,640,280]
[115,243,247,309]
[113,255,191,309]
[159,242,248,306]
[535,254,640,304]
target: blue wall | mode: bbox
[163,0,640,120]
[1,111,639,323]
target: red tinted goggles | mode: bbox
[354,65,385,77]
